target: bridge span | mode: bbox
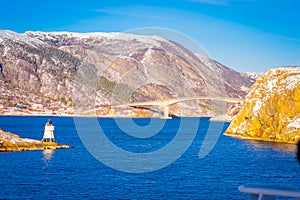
[80,96,244,119]
[127,96,244,119]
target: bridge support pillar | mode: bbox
[161,105,172,119]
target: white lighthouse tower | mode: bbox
[42,119,55,143]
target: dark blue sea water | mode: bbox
[0,116,299,199]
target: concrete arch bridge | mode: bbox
[126,96,244,119]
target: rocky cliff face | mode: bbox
[0,31,79,99]
[0,30,254,116]
[225,67,300,143]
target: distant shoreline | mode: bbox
[0,114,215,119]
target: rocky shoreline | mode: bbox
[224,132,298,144]
[0,129,72,152]
[225,67,300,144]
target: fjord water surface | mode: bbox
[0,116,299,199]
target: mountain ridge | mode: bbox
[0,30,254,117]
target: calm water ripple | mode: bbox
[0,116,299,199]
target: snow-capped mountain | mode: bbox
[225,67,300,143]
[240,72,261,84]
[0,30,253,117]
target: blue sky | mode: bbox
[0,0,299,72]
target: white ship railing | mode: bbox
[239,185,300,200]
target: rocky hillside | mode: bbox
[225,67,300,143]
[0,30,254,116]
[241,72,261,84]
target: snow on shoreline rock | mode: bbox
[225,67,300,144]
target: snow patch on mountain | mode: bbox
[241,72,261,80]
[25,31,164,48]
[287,118,300,129]
[252,100,263,113]
[3,46,9,56]
[0,30,45,47]
[286,74,300,90]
